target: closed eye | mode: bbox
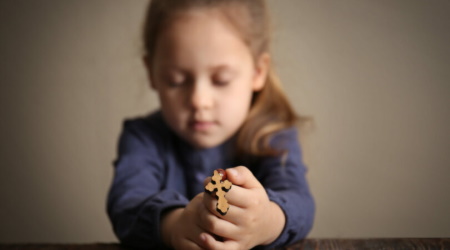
[212,67,235,87]
[213,80,230,86]
[167,76,192,87]
[168,80,186,87]
[162,70,190,87]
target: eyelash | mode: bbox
[165,77,231,87]
[213,80,229,86]
[168,81,185,87]
[167,78,190,87]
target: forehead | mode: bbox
[153,8,253,69]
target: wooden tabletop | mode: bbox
[287,238,450,249]
[0,238,449,249]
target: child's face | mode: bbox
[147,8,268,149]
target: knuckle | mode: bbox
[236,241,246,250]
[248,197,261,209]
[193,193,202,203]
[206,218,216,232]
[242,215,251,225]
[204,219,219,233]
[248,213,257,224]
[207,201,215,213]
[250,197,260,207]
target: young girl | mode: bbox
[107,0,315,249]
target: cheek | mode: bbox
[158,92,187,124]
[159,90,185,110]
[221,84,254,116]
[232,77,255,106]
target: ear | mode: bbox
[143,55,157,90]
[252,53,270,92]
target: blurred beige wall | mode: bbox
[0,0,449,243]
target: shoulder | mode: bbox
[250,126,307,186]
[268,126,300,151]
[122,110,170,136]
[266,127,304,169]
[118,110,174,153]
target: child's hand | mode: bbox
[200,166,286,249]
[162,192,219,250]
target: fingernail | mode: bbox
[200,233,206,242]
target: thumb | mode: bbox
[226,166,262,189]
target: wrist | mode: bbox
[262,201,285,245]
[161,207,184,248]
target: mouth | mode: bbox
[189,120,216,131]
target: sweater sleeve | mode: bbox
[107,120,188,249]
[252,128,315,249]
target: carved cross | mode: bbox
[205,169,233,215]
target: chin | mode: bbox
[188,136,223,149]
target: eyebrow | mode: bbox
[159,66,188,76]
[209,65,236,74]
[158,64,237,76]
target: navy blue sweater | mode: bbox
[107,111,315,249]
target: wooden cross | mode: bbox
[205,169,233,215]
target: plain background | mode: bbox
[0,0,449,243]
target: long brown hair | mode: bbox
[143,0,305,160]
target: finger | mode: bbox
[196,192,205,200]
[203,177,217,200]
[226,166,263,189]
[225,184,258,208]
[203,176,212,187]
[203,174,259,208]
[202,191,245,222]
[204,182,255,209]
[179,238,203,250]
[197,232,218,250]
[198,204,239,238]
[202,236,241,250]
[187,223,211,250]
[203,190,241,216]
[200,233,219,250]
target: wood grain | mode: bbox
[287,238,450,250]
[0,239,449,249]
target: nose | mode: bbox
[190,81,213,110]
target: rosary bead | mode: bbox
[217,168,226,181]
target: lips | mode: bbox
[190,120,215,131]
